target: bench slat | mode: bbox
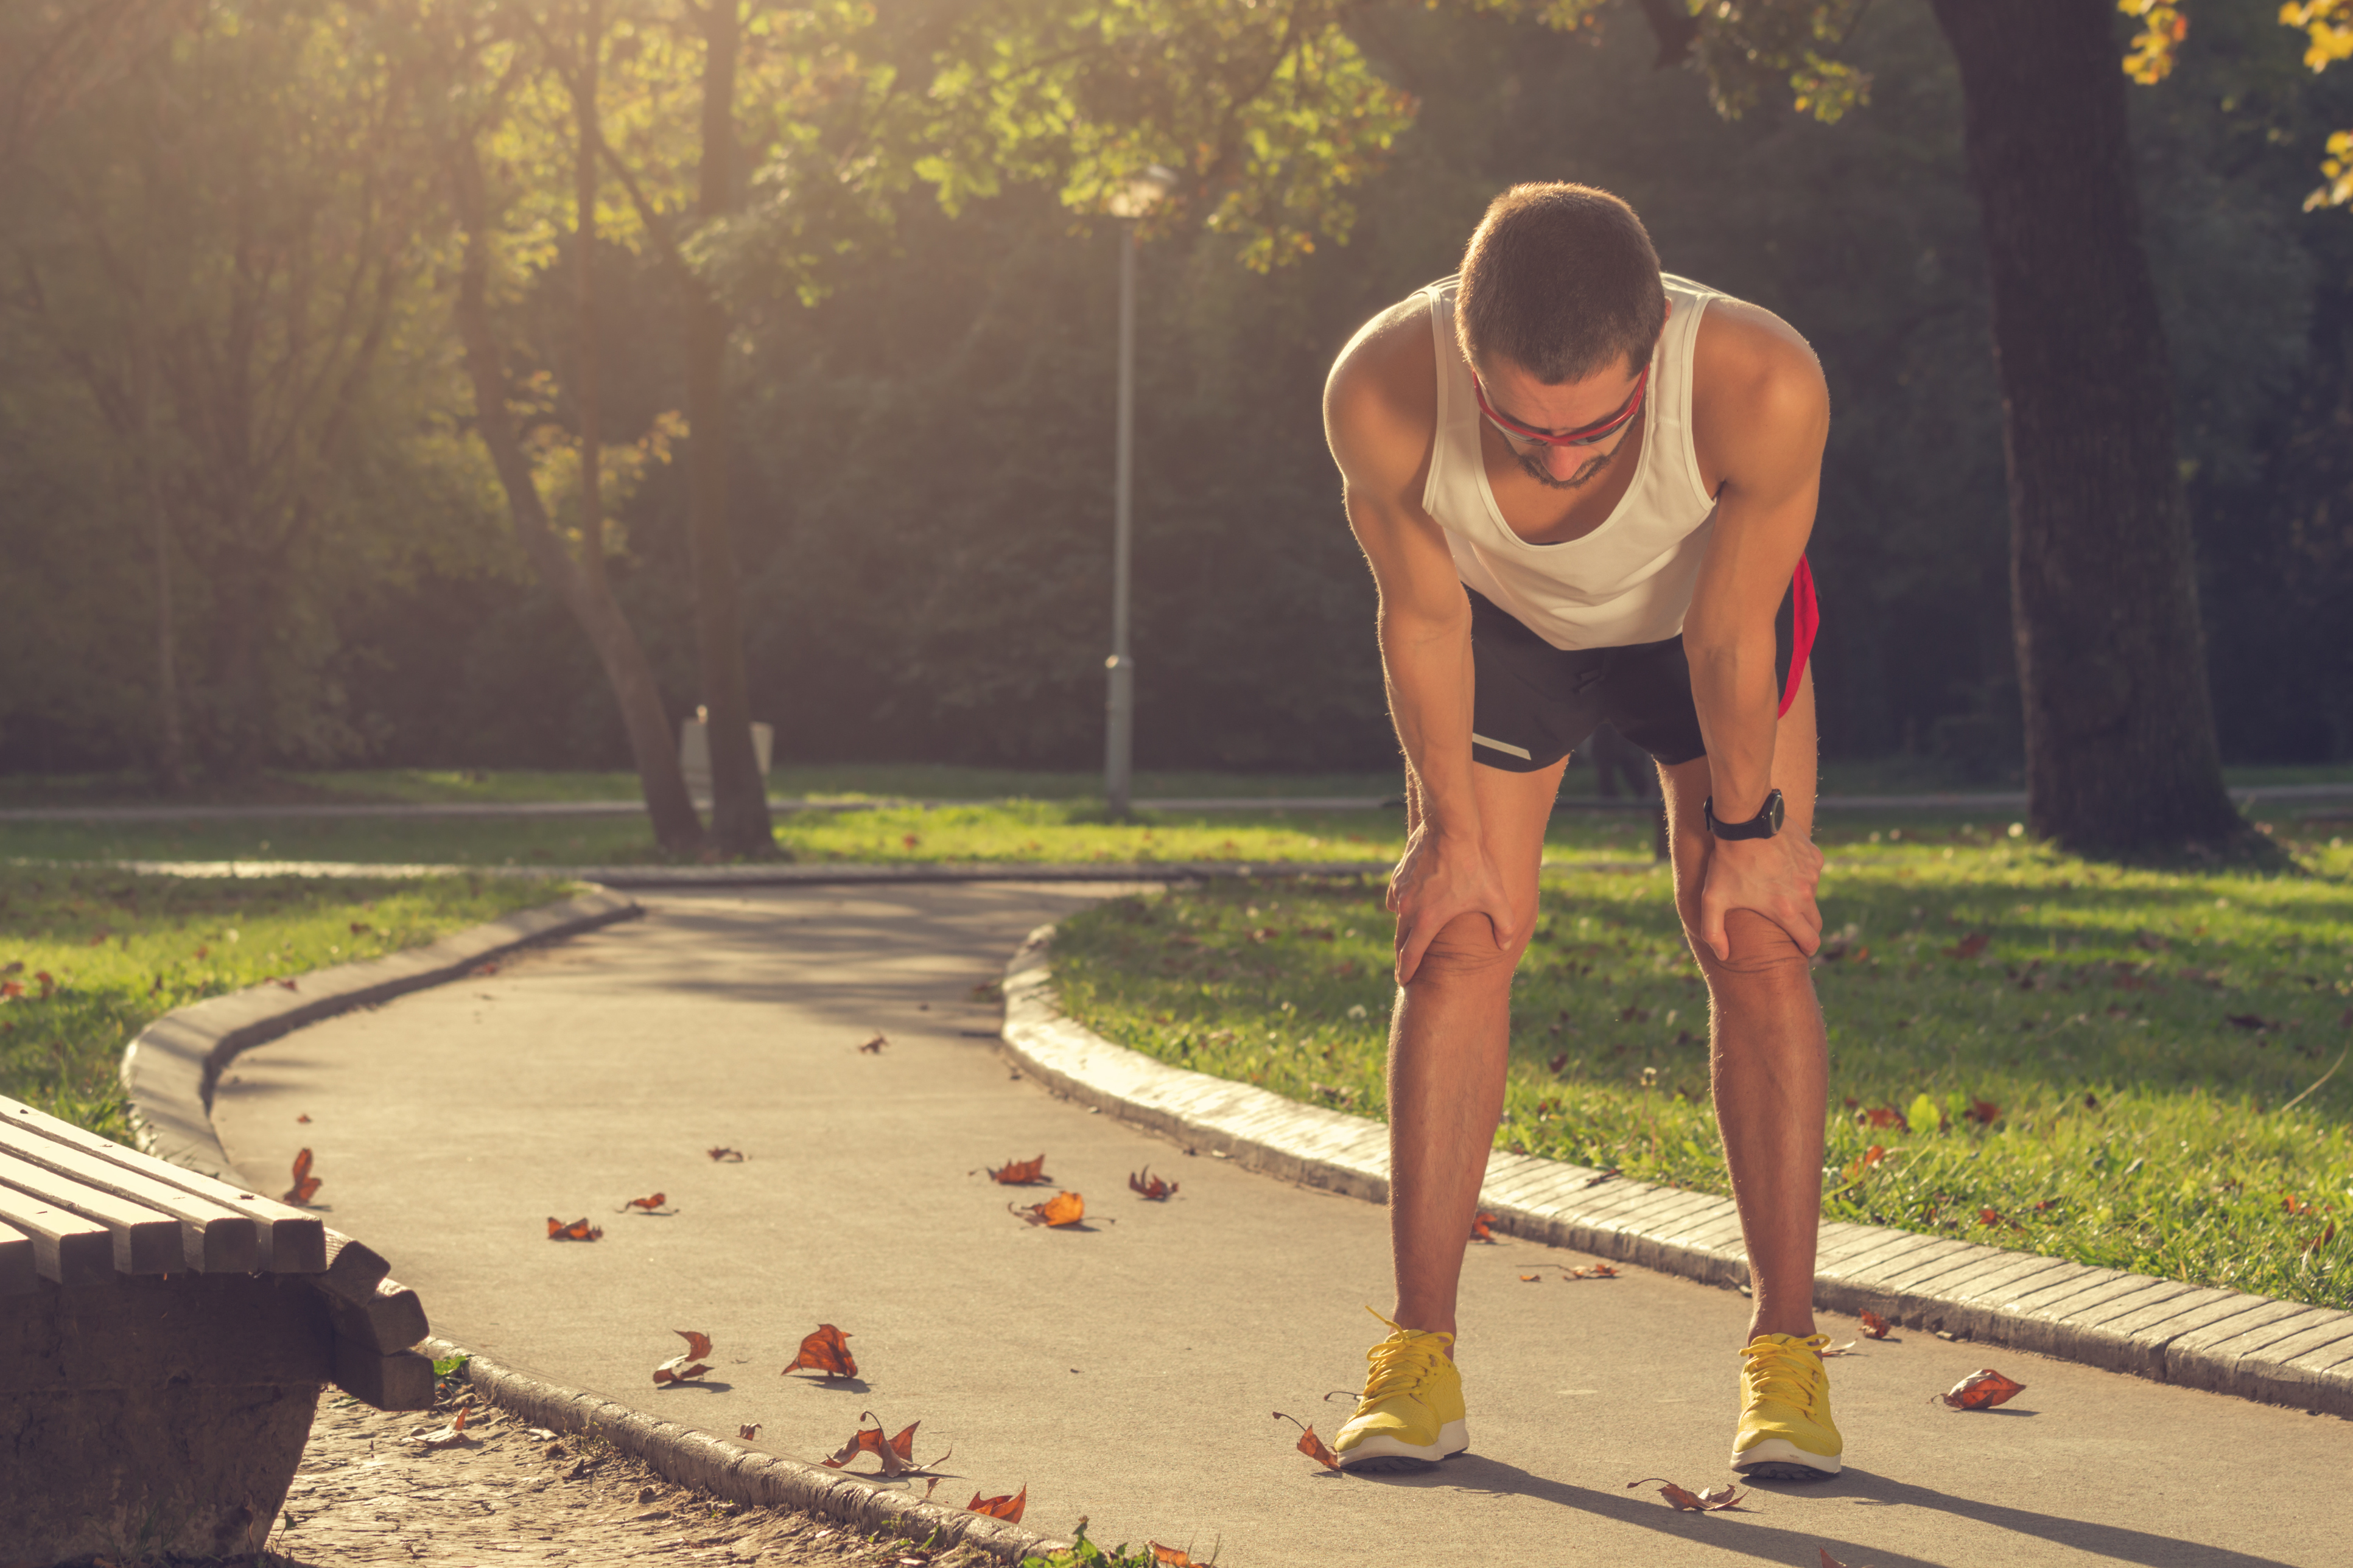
[332,1342,434,1411]
[0,1186,114,1287]
[0,1217,38,1295]
[324,1275,430,1355]
[0,1115,256,1273]
[0,1096,324,1272]
[0,1149,183,1275]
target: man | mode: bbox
[1320,183,1837,1481]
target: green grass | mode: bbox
[0,866,568,1142]
[1051,831,2353,1311]
[0,799,1675,869]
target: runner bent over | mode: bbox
[1320,183,1839,1481]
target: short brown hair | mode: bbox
[1455,184,1667,384]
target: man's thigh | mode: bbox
[1401,754,1569,971]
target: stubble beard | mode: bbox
[1517,438,1620,492]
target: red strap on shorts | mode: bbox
[1778,555,1818,719]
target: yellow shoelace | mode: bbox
[1739,1334,1828,1412]
[1360,1307,1454,1403]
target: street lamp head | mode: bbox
[1107,164,1179,219]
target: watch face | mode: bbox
[1766,790,1786,833]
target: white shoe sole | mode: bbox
[1336,1419,1469,1472]
[1730,1437,1841,1480]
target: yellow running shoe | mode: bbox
[1331,1309,1469,1472]
[1730,1332,1842,1480]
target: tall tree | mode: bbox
[1560,0,2258,855]
[424,1,707,853]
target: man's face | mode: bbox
[1472,355,1646,491]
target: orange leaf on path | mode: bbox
[1012,1191,1085,1227]
[1468,1212,1498,1242]
[1859,1311,1892,1339]
[821,1413,944,1477]
[784,1323,858,1379]
[1272,1410,1341,1469]
[1149,1545,1209,1566]
[407,1406,472,1450]
[989,1153,1050,1185]
[857,1032,887,1053]
[296,1113,311,1124]
[738,1423,762,1440]
[967,1485,1026,1522]
[653,1358,711,1385]
[1940,1368,2026,1410]
[1129,1168,1178,1201]
[547,1217,603,1242]
[707,1146,745,1162]
[1627,1477,1744,1511]
[283,1147,321,1206]
[619,1193,668,1213]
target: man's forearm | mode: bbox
[1380,606,1482,835]
[1686,628,1780,821]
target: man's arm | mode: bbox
[1684,299,1831,962]
[1324,303,1518,982]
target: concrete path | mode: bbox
[211,884,2349,1568]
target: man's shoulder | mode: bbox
[1691,294,1828,447]
[1324,287,1442,489]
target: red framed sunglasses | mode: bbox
[1471,362,1649,448]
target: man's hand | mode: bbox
[1388,824,1517,984]
[1695,831,1824,964]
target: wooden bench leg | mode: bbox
[1,1275,328,1563]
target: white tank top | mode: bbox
[1419,272,1722,649]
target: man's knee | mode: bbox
[1702,909,1811,980]
[1406,911,1522,992]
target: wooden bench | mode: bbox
[0,1092,435,1564]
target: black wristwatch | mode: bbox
[1704,788,1785,841]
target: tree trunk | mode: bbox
[1927,0,2242,855]
[137,100,185,793]
[448,135,705,856]
[683,1,773,856]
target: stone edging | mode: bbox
[421,1336,1069,1564]
[998,923,2353,1421]
[122,886,641,1180]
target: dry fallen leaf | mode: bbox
[1861,1105,1906,1130]
[707,1146,745,1162]
[406,1407,472,1449]
[822,1413,949,1477]
[1519,1262,1618,1282]
[1129,1168,1178,1201]
[1859,1311,1892,1339]
[738,1423,762,1440]
[1943,931,1990,960]
[1816,1340,1861,1357]
[1272,1410,1341,1470]
[1148,1544,1210,1566]
[1940,1368,2026,1410]
[1626,1477,1744,1511]
[966,1485,1026,1522]
[618,1192,668,1213]
[547,1217,603,1242]
[282,1147,321,1206]
[296,1113,311,1124]
[989,1153,1050,1185]
[1468,1212,1498,1242]
[784,1323,858,1379]
[858,1032,888,1054]
[654,1329,715,1385]
[1012,1191,1085,1227]
[1966,1098,2001,1125]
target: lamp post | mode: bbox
[1103,165,1176,819]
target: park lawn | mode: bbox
[0,800,1665,867]
[1051,832,2353,1311]
[0,866,568,1144]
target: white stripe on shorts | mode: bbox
[1471,732,1532,760]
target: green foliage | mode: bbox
[0,867,567,1139]
[1054,833,2353,1309]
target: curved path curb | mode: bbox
[119,885,1071,1566]
[419,1336,1071,1564]
[998,922,2353,1421]
[123,886,641,1179]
